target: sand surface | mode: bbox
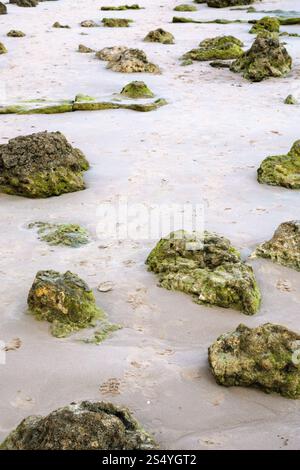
[0,0,300,450]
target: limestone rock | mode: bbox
[183,35,244,61]
[120,81,154,98]
[102,18,133,27]
[0,401,158,449]
[146,230,261,315]
[0,2,7,14]
[106,48,160,73]
[144,28,174,44]
[209,323,300,398]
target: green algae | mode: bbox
[81,322,122,344]
[209,323,300,399]
[144,28,174,44]
[257,140,300,189]
[28,270,104,338]
[172,16,245,24]
[0,401,158,450]
[100,4,142,10]
[120,81,154,98]
[7,30,26,37]
[102,18,133,27]
[146,230,261,315]
[174,4,197,11]
[207,0,255,6]
[249,16,280,35]
[28,221,90,247]
[182,35,244,62]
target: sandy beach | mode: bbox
[0,0,300,450]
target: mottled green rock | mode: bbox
[7,30,26,37]
[209,323,300,398]
[255,221,300,271]
[120,81,154,98]
[144,28,174,45]
[102,18,133,27]
[207,0,255,6]
[0,401,158,449]
[174,4,197,11]
[29,222,90,247]
[257,140,300,189]
[95,46,128,61]
[27,270,104,337]
[183,35,244,61]
[284,94,298,105]
[107,48,160,73]
[80,20,98,27]
[78,44,95,53]
[53,21,70,29]
[9,0,38,6]
[101,4,142,10]
[249,16,280,35]
[0,131,89,198]
[230,36,292,81]
[146,230,261,315]
[0,42,7,54]
[0,2,7,14]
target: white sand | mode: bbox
[0,0,300,450]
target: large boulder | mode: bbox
[255,221,300,271]
[0,131,89,198]
[27,270,103,337]
[183,35,244,61]
[146,230,261,315]
[230,36,292,82]
[209,323,300,398]
[0,401,158,450]
[257,140,300,189]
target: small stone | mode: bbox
[7,30,26,37]
[78,44,95,53]
[144,28,174,44]
[284,94,298,105]
[80,20,98,27]
[0,42,7,54]
[52,22,70,29]
[0,2,7,14]
[97,281,114,292]
[174,4,197,12]
[120,81,154,98]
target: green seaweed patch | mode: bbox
[249,16,280,35]
[81,321,122,344]
[102,18,133,27]
[100,4,142,10]
[28,221,90,247]
[174,4,197,12]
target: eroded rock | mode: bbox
[120,81,154,98]
[144,28,174,44]
[106,48,160,73]
[249,16,280,35]
[183,35,244,61]
[255,221,300,271]
[257,140,300,189]
[0,401,158,449]
[209,323,300,398]
[146,230,261,315]
[0,131,89,198]
[102,18,133,27]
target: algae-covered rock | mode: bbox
[0,42,7,54]
[0,401,158,449]
[78,44,95,53]
[0,2,7,14]
[209,323,300,398]
[9,0,38,6]
[80,20,98,27]
[230,36,292,81]
[174,4,197,11]
[249,16,280,35]
[257,140,300,189]
[7,30,26,37]
[207,0,255,7]
[53,21,71,29]
[95,46,128,61]
[101,4,142,10]
[29,222,90,247]
[284,94,298,105]
[255,221,300,271]
[183,35,244,61]
[146,230,261,315]
[107,48,160,73]
[102,17,133,27]
[27,270,103,337]
[120,81,154,98]
[144,28,174,45]
[0,131,89,198]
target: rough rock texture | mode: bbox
[183,35,244,61]
[146,230,261,315]
[249,16,280,35]
[102,18,133,27]
[284,94,298,105]
[27,270,103,337]
[29,222,90,247]
[106,48,160,73]
[0,2,7,14]
[174,4,197,11]
[255,221,300,271]
[0,401,158,449]
[101,4,142,10]
[0,131,89,198]
[209,323,300,398]
[80,20,98,27]
[120,81,154,98]
[10,0,38,6]
[7,30,26,37]
[53,21,70,29]
[207,0,255,6]
[257,140,300,189]
[230,36,292,82]
[144,28,174,44]
[78,44,94,53]
[0,42,7,54]
[95,46,128,61]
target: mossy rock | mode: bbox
[249,16,280,35]
[27,270,104,337]
[146,230,261,315]
[284,94,298,105]
[0,2,7,14]
[78,44,95,53]
[7,30,26,37]
[183,35,244,61]
[0,131,89,198]
[95,46,128,61]
[29,222,90,247]
[120,81,154,98]
[255,221,300,271]
[80,20,98,27]
[106,48,161,73]
[144,28,174,45]
[0,42,7,54]
[207,0,255,7]
[257,140,300,189]
[209,323,300,398]
[52,22,70,29]
[102,18,133,27]
[174,4,197,11]
[9,0,38,6]
[0,401,158,449]
[101,4,142,10]
[230,35,292,81]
